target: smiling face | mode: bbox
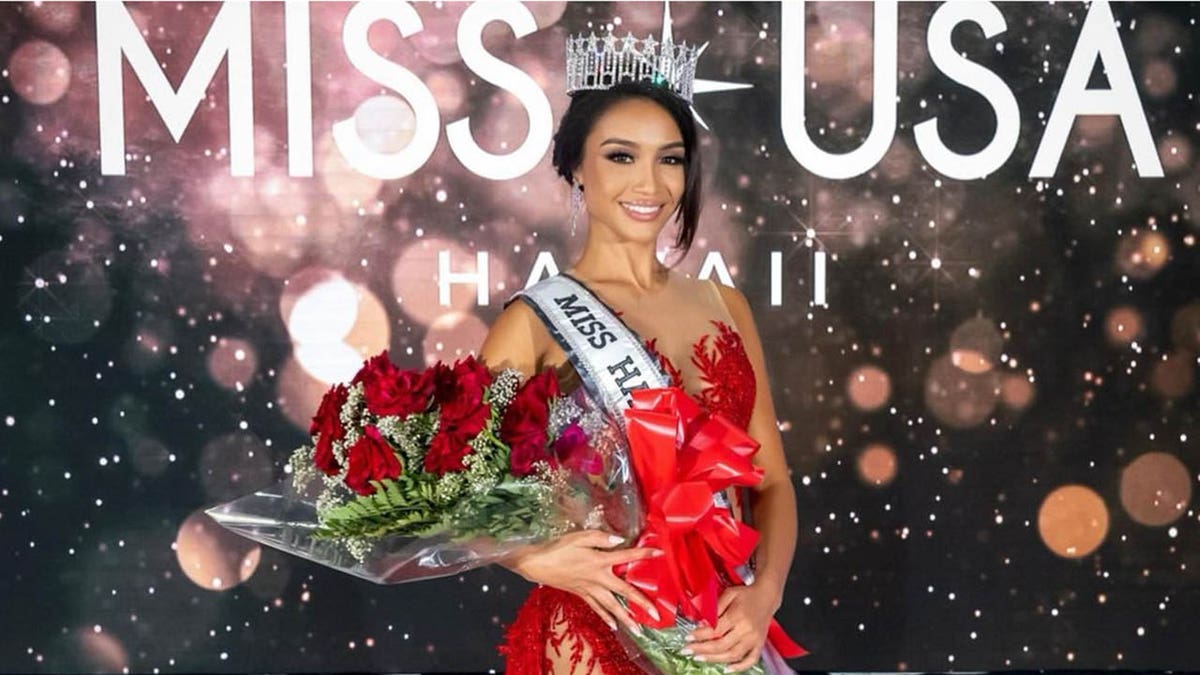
[573,97,687,245]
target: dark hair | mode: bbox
[551,80,703,257]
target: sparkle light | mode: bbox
[353,95,418,154]
[950,317,1003,374]
[1150,351,1195,399]
[1038,485,1110,559]
[175,510,262,591]
[856,443,897,487]
[1116,230,1170,279]
[72,627,128,673]
[1170,302,1200,352]
[280,270,390,383]
[6,40,71,105]
[1119,452,1192,527]
[999,374,1035,411]
[207,337,259,391]
[924,355,999,429]
[847,365,891,412]
[23,2,84,34]
[1105,306,1145,347]
[422,311,490,366]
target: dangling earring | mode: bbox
[569,182,584,237]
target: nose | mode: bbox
[630,158,662,195]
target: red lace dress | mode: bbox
[498,320,757,674]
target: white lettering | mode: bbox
[781,0,899,179]
[438,250,490,306]
[285,0,314,177]
[915,2,1019,180]
[1030,0,1163,178]
[332,2,440,180]
[697,251,735,286]
[524,251,561,288]
[447,2,553,180]
[97,1,254,176]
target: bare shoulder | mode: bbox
[708,277,753,324]
[478,298,546,377]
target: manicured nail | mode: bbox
[684,634,695,643]
[608,535,625,545]
[628,624,643,636]
[694,654,707,662]
[650,548,665,557]
[680,647,693,656]
[647,606,661,621]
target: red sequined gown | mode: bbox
[499,320,757,674]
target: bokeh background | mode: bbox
[2,1,1199,672]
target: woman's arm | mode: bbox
[721,283,798,606]
[477,299,542,379]
[686,283,799,670]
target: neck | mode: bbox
[569,224,670,293]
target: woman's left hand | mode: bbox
[684,584,780,672]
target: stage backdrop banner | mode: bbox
[1,1,1198,671]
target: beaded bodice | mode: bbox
[644,319,756,430]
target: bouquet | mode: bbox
[207,351,639,583]
[208,351,805,672]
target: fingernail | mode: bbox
[684,634,695,643]
[680,647,693,656]
[694,655,707,662]
[608,535,625,545]
[650,548,665,557]
[648,606,661,621]
[628,624,643,636]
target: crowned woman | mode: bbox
[479,29,806,675]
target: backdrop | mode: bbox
[1,1,1198,672]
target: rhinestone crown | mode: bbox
[565,31,700,103]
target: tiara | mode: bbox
[565,31,700,103]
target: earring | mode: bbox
[569,182,583,237]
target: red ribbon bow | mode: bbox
[617,387,808,658]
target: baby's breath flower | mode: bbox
[288,445,317,489]
[547,396,583,437]
[339,535,373,563]
[433,471,466,504]
[487,368,522,412]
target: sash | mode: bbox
[511,273,667,435]
[512,273,736,511]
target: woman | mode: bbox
[479,80,799,674]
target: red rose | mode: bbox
[553,423,601,476]
[343,425,402,495]
[432,355,494,405]
[424,429,474,475]
[310,383,349,476]
[501,370,560,477]
[423,356,495,475]
[352,351,436,418]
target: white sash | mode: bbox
[512,273,739,514]
[511,273,667,435]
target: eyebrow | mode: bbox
[599,138,686,151]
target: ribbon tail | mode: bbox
[767,619,808,658]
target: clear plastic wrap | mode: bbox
[207,380,643,584]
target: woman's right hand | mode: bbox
[502,530,664,634]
